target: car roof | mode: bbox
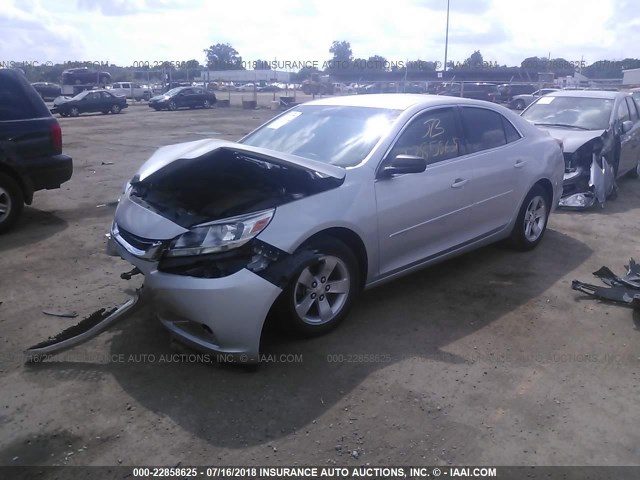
[303,93,502,110]
[546,90,623,99]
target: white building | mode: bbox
[622,68,640,85]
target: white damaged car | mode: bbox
[107,94,564,362]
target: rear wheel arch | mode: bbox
[533,178,553,206]
[0,162,33,204]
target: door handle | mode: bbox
[514,159,527,168]
[451,178,469,188]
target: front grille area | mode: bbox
[117,224,161,251]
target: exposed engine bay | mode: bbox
[129,148,343,228]
[560,133,617,209]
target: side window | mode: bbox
[502,117,522,143]
[616,100,630,122]
[461,107,507,153]
[625,97,638,121]
[388,108,460,166]
[101,91,112,98]
[0,75,38,120]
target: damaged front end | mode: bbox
[559,135,616,209]
[106,140,346,360]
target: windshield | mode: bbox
[164,87,184,96]
[240,105,401,167]
[522,96,613,130]
[71,90,91,100]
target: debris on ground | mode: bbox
[572,258,640,308]
[42,310,79,318]
[25,290,142,360]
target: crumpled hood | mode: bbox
[136,139,346,181]
[53,96,73,106]
[536,127,606,154]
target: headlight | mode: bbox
[165,209,274,257]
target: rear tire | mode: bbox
[0,173,24,234]
[276,237,360,337]
[508,185,550,251]
[628,159,640,179]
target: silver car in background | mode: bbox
[509,88,560,110]
[522,90,640,208]
[108,94,564,362]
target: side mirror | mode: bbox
[379,154,427,179]
[621,120,633,134]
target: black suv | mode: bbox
[0,69,73,232]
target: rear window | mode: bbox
[461,107,508,153]
[0,71,47,121]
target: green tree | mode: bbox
[465,50,484,68]
[203,43,244,70]
[329,40,353,62]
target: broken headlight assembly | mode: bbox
[165,209,275,258]
[564,140,602,180]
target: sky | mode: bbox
[1,0,638,70]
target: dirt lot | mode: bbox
[1,104,639,469]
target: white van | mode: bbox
[109,82,152,101]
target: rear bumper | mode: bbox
[24,154,73,191]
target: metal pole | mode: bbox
[444,0,450,72]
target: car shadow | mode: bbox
[0,208,67,251]
[22,228,592,449]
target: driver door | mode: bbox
[374,107,475,277]
[80,91,100,113]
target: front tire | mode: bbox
[203,99,211,109]
[69,107,79,117]
[168,101,177,111]
[0,173,24,234]
[508,185,550,251]
[277,238,360,336]
[110,104,121,114]
[514,99,525,110]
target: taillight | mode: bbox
[50,121,62,155]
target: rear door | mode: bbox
[459,106,527,237]
[622,97,640,173]
[375,107,475,277]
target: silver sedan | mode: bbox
[108,94,564,362]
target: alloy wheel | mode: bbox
[523,195,547,242]
[293,255,351,325]
[0,186,11,223]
